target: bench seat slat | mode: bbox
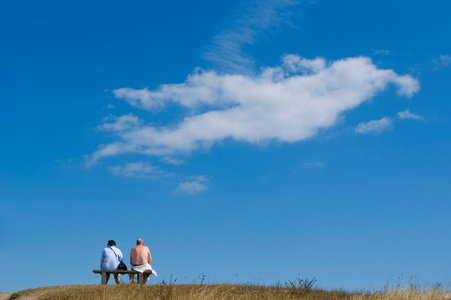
[93,270,152,274]
[93,270,153,285]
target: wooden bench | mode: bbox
[92,269,153,285]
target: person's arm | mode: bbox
[147,248,152,265]
[130,249,134,265]
[118,249,123,262]
[100,250,105,269]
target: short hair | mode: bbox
[136,239,143,245]
[108,240,116,246]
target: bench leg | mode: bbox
[101,273,107,285]
[138,273,144,285]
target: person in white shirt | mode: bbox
[100,240,123,284]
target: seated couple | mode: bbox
[100,238,157,284]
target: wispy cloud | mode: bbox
[88,55,419,164]
[355,117,393,134]
[108,161,160,178]
[98,114,141,132]
[397,109,425,121]
[202,0,299,73]
[160,156,184,166]
[175,176,209,195]
[371,49,390,56]
[439,55,451,66]
[432,54,451,69]
[88,0,422,186]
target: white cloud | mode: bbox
[202,0,299,73]
[108,161,159,178]
[98,113,141,132]
[397,109,425,121]
[175,176,209,195]
[160,156,184,166]
[355,117,393,134]
[87,55,419,163]
[283,54,326,74]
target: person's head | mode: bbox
[107,240,116,246]
[136,238,143,245]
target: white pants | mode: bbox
[129,263,155,284]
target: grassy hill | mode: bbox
[5,283,451,300]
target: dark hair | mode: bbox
[107,240,116,246]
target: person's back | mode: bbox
[100,240,123,284]
[101,246,123,270]
[129,238,156,284]
[130,244,151,265]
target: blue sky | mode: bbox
[1,0,451,293]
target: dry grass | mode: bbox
[8,284,354,300]
[351,288,451,300]
[7,281,451,300]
